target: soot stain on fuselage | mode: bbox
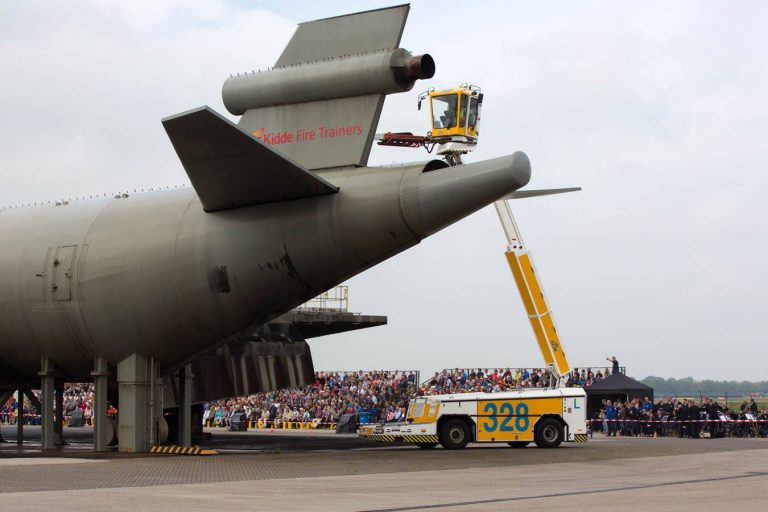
[208,265,231,293]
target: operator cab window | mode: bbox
[432,94,457,129]
[468,96,479,129]
[459,94,468,129]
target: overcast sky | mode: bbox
[1,1,766,381]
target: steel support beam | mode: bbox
[152,360,165,446]
[91,356,109,452]
[178,365,193,448]
[285,356,296,388]
[39,357,55,450]
[23,388,41,413]
[117,353,151,453]
[16,388,23,446]
[256,356,269,392]
[54,381,65,446]
[266,355,277,390]
[294,354,305,386]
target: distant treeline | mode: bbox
[640,376,768,397]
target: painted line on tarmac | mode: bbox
[358,471,768,512]
[0,458,108,467]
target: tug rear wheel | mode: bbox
[534,418,564,448]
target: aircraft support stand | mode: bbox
[294,355,305,387]
[39,357,55,450]
[54,381,65,446]
[267,355,277,390]
[178,365,193,448]
[16,388,24,445]
[117,353,153,453]
[92,356,109,452]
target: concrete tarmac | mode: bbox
[1,428,766,511]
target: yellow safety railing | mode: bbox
[296,285,349,312]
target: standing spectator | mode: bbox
[606,356,620,375]
[678,400,689,438]
[688,400,701,438]
[604,399,616,436]
[643,396,653,413]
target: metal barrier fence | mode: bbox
[205,419,338,430]
[589,418,768,438]
[7,412,768,438]
[0,413,42,425]
[203,418,383,430]
[1,412,112,426]
[313,369,421,395]
[314,369,420,382]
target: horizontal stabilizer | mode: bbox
[504,187,581,200]
[162,107,338,212]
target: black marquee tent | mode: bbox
[585,373,654,419]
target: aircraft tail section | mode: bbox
[236,94,386,171]
[162,106,338,212]
[221,4,434,170]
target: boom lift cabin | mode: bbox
[378,84,482,165]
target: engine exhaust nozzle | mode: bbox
[400,54,436,81]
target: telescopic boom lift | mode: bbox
[360,85,587,449]
[377,84,577,386]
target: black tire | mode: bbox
[534,418,564,448]
[506,441,530,448]
[439,419,471,450]
[416,442,438,449]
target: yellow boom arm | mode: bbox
[494,200,572,382]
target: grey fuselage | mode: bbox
[0,155,530,381]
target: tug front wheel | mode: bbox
[439,419,471,450]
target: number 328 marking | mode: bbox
[482,402,529,432]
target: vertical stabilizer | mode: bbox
[274,5,410,67]
[221,5,433,170]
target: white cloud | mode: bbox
[0,0,293,205]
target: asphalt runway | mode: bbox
[1,426,766,511]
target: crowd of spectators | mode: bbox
[203,370,419,428]
[593,396,768,438]
[62,383,96,425]
[203,365,621,428]
[0,393,39,425]
[5,358,766,441]
[1,363,620,428]
[1,384,100,425]
[419,366,615,395]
